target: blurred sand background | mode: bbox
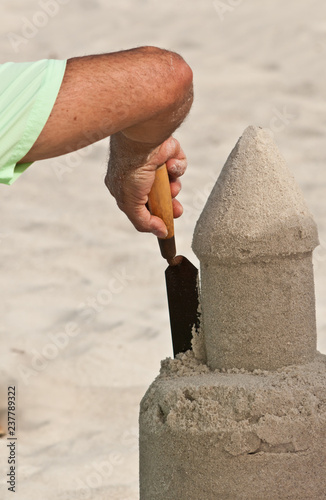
[0,0,325,498]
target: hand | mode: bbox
[105,133,187,238]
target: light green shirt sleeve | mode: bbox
[0,59,67,185]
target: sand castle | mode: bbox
[139,127,326,499]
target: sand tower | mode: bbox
[139,126,326,499]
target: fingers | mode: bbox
[122,203,168,239]
[131,137,186,234]
[128,200,182,234]
[170,178,181,199]
[166,156,187,180]
[172,198,183,218]
[130,202,182,235]
[152,137,187,178]
[106,135,187,237]
[119,190,182,236]
[150,216,169,238]
[164,138,186,220]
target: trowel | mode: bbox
[148,164,200,356]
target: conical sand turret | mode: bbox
[192,126,319,370]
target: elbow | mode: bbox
[140,45,193,104]
[167,51,193,118]
[167,50,193,93]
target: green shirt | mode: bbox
[0,59,67,185]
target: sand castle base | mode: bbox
[139,352,326,500]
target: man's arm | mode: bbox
[20,47,193,235]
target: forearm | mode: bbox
[120,67,193,146]
[20,46,193,163]
[112,46,193,146]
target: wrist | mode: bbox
[120,128,170,152]
[117,131,159,152]
[110,131,165,167]
[108,132,157,173]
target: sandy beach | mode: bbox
[0,0,325,498]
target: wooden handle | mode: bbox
[148,164,176,262]
[148,164,174,238]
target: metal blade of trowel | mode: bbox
[148,163,200,357]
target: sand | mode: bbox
[140,351,326,499]
[0,1,326,499]
[152,350,326,444]
[140,127,326,498]
[192,126,319,262]
[193,127,319,370]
